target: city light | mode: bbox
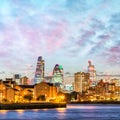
[0,57,120,104]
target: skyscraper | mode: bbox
[34,56,45,84]
[88,60,96,87]
[52,64,64,87]
[74,72,90,93]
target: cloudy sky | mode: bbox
[0,0,120,79]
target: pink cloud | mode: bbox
[110,46,120,53]
[105,46,120,64]
[44,21,67,53]
[13,19,68,58]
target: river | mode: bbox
[0,104,120,120]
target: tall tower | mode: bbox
[74,72,90,93]
[52,64,64,87]
[34,56,45,84]
[88,60,96,87]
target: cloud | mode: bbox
[104,47,120,64]
[0,0,120,77]
[64,17,106,57]
[65,0,88,13]
[109,13,120,23]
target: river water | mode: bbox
[0,104,120,120]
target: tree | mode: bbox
[2,98,8,103]
[70,91,79,101]
[23,94,33,102]
[37,95,46,101]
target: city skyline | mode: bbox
[0,0,120,79]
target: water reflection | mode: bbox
[67,104,97,109]
[0,110,8,115]
[32,109,39,112]
[0,104,120,120]
[56,108,66,112]
[15,110,24,115]
[56,108,66,119]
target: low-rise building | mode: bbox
[0,79,58,103]
[20,76,29,85]
[34,82,57,101]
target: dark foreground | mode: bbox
[0,103,66,110]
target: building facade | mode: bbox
[20,76,29,85]
[34,82,57,101]
[0,79,58,103]
[0,79,16,102]
[74,72,90,93]
[34,56,45,84]
[52,64,64,87]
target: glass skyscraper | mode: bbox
[52,64,63,87]
[34,56,44,84]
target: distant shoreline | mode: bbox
[0,103,66,110]
[69,101,120,104]
[1,101,120,110]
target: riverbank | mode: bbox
[69,101,120,104]
[0,103,66,110]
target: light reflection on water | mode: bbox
[15,110,24,115]
[67,104,97,109]
[56,108,66,112]
[32,109,39,112]
[0,104,120,120]
[0,110,8,115]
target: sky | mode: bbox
[0,0,120,80]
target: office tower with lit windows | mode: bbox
[74,72,90,93]
[88,60,96,87]
[34,56,45,84]
[52,64,64,87]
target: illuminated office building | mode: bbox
[88,60,96,87]
[74,72,90,93]
[52,64,64,87]
[34,56,45,84]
